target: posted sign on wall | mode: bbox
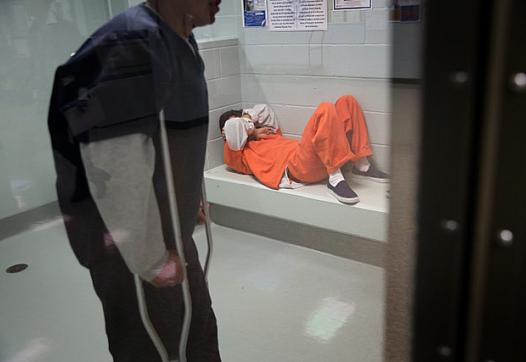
[268,0,328,32]
[390,0,421,22]
[243,0,268,27]
[334,0,371,10]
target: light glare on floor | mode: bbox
[305,297,356,343]
[6,338,51,362]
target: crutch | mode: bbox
[133,110,215,362]
[201,179,214,282]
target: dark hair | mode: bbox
[219,109,243,131]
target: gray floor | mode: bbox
[0,219,384,362]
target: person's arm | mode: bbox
[244,104,279,130]
[80,133,182,285]
[223,117,255,151]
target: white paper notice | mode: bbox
[334,0,371,10]
[268,0,328,32]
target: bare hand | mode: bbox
[197,203,206,225]
[151,252,186,288]
[252,127,276,140]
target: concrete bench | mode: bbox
[204,165,389,243]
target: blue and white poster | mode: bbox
[243,0,267,27]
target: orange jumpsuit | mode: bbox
[223,95,373,189]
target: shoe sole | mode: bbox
[351,173,390,183]
[328,189,360,204]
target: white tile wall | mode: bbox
[365,8,392,44]
[240,22,366,45]
[208,75,242,109]
[128,0,242,41]
[193,0,241,41]
[202,44,243,80]
[201,38,242,170]
[220,46,242,77]
[217,0,241,16]
[241,75,391,113]
[206,138,228,171]
[201,48,222,80]
[261,104,318,135]
[240,44,391,78]
[329,9,365,24]
[363,111,392,146]
[194,15,241,40]
[372,0,392,7]
[371,144,391,173]
[0,0,110,219]
[126,1,241,41]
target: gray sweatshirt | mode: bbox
[80,134,168,281]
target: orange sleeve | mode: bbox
[223,143,251,174]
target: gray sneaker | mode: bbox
[352,166,390,183]
[327,181,360,204]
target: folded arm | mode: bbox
[223,105,279,151]
[244,104,279,130]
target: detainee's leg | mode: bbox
[334,95,373,167]
[288,102,360,204]
[287,103,350,183]
[335,95,389,182]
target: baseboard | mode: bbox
[210,204,385,268]
[0,202,61,241]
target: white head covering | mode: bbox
[223,117,255,151]
[243,104,277,129]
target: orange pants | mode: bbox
[287,95,373,183]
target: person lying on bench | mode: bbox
[219,95,388,204]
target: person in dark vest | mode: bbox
[47,1,222,361]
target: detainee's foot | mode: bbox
[352,166,390,183]
[327,181,360,204]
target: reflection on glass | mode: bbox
[0,1,394,362]
[305,297,356,343]
[0,0,107,220]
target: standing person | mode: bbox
[220,95,389,204]
[48,1,222,361]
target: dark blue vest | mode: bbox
[47,4,209,266]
